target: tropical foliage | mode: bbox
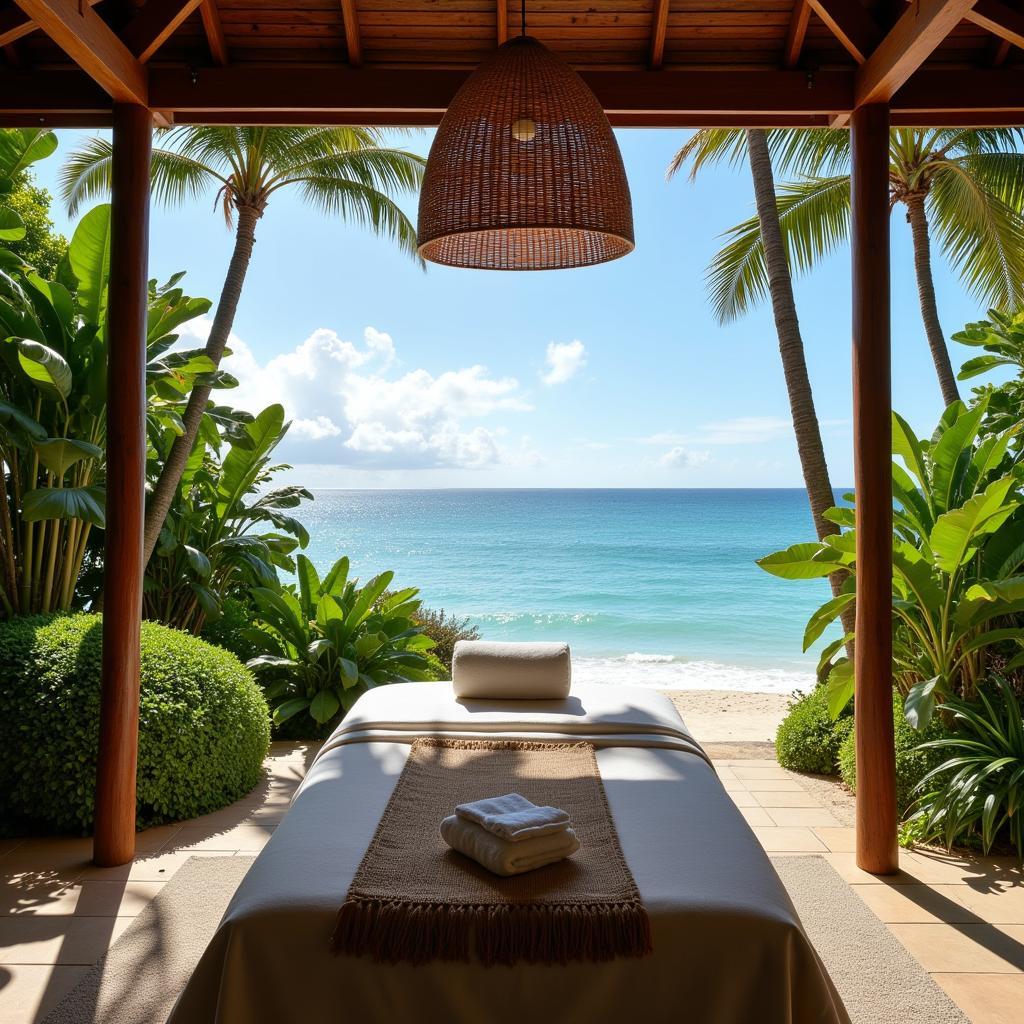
[954,310,1024,443]
[674,128,1024,405]
[909,676,1024,858]
[61,127,426,566]
[758,400,1024,724]
[145,403,312,633]
[0,204,217,616]
[245,555,436,734]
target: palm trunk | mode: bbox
[142,203,262,565]
[904,193,960,408]
[744,129,854,631]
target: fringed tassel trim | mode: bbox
[331,896,652,967]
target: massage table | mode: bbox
[169,682,849,1024]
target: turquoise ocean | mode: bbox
[298,489,841,694]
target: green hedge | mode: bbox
[838,691,953,813]
[0,614,270,833]
[775,687,853,774]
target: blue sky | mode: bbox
[34,127,989,489]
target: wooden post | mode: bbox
[851,103,899,875]
[93,104,151,868]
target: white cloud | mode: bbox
[179,318,531,470]
[541,340,587,386]
[659,446,710,469]
[637,416,796,448]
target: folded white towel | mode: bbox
[440,815,580,877]
[455,793,571,841]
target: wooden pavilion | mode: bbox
[3,0,1022,875]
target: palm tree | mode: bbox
[61,126,425,564]
[680,128,1024,407]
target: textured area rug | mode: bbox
[44,853,967,1023]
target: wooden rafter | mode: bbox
[496,0,508,45]
[199,0,228,66]
[783,0,811,68]
[13,0,147,105]
[855,0,979,106]
[0,0,100,47]
[340,0,362,67]
[649,0,670,69]
[966,0,1024,48]
[807,0,883,63]
[123,0,205,64]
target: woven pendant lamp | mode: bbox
[417,26,634,270]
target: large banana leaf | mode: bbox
[68,204,112,325]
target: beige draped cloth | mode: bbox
[169,683,850,1024]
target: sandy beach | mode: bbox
[664,689,790,744]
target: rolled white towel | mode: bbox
[456,793,571,841]
[440,815,580,877]
[451,640,571,699]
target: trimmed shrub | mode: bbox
[775,687,853,774]
[415,606,480,671]
[0,613,270,833]
[201,596,262,662]
[838,690,953,813]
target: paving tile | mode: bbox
[0,964,89,1024]
[822,851,919,885]
[71,880,164,917]
[78,849,232,882]
[732,766,792,781]
[166,824,274,853]
[766,807,842,828]
[726,790,759,807]
[751,826,827,853]
[0,875,82,917]
[852,883,976,924]
[753,790,823,808]
[900,849,1022,886]
[738,807,775,827]
[0,840,94,881]
[812,827,856,852]
[0,841,22,858]
[0,916,132,965]
[953,880,1024,925]
[741,779,805,792]
[933,973,1024,1024]
[887,922,1024,974]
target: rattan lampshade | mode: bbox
[417,35,635,271]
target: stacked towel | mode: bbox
[441,792,578,877]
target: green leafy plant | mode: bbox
[954,309,1024,444]
[775,687,853,775]
[410,605,480,671]
[246,554,435,734]
[759,400,1024,725]
[144,403,311,632]
[0,613,270,832]
[908,676,1024,858]
[0,204,217,616]
[838,691,954,814]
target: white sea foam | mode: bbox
[572,655,814,695]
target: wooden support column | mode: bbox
[851,103,898,876]
[93,104,151,868]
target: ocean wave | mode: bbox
[472,611,599,626]
[572,656,813,695]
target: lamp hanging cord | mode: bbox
[521,0,526,36]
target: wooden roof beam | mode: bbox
[199,0,228,66]
[122,0,205,64]
[855,0,979,106]
[13,0,147,105]
[340,0,362,67]
[0,0,100,48]
[783,0,812,67]
[808,0,884,63]
[650,0,670,69]
[966,0,1024,48]
[497,0,508,45]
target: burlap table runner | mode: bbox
[332,737,652,966]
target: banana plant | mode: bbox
[954,309,1024,447]
[758,400,1024,726]
[246,554,435,733]
[0,204,216,615]
[0,129,57,252]
[144,403,311,633]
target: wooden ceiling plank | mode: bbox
[650,0,670,69]
[123,0,206,64]
[12,0,148,105]
[496,0,507,45]
[855,0,979,106]
[806,0,883,63]
[966,0,1024,48]
[340,0,362,65]
[782,0,811,67]
[200,0,229,65]
[0,0,100,48]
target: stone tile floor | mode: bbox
[0,744,1021,1023]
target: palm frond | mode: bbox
[707,174,851,322]
[667,129,747,181]
[291,178,422,263]
[271,148,424,195]
[929,161,1024,309]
